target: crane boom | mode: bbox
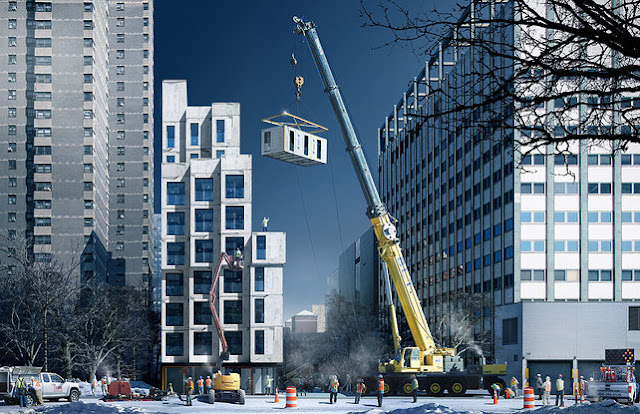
[293,17,435,354]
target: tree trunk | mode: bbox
[43,312,48,371]
[132,345,137,381]
[115,353,121,379]
[62,342,72,379]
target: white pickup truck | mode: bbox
[586,364,639,405]
[0,366,81,405]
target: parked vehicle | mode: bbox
[0,366,81,405]
[587,349,639,405]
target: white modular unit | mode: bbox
[261,125,327,166]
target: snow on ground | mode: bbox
[348,402,483,414]
[35,401,148,413]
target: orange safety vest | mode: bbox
[205,378,212,387]
[187,380,194,392]
[377,379,384,392]
[197,378,204,387]
[357,382,366,393]
[32,379,41,390]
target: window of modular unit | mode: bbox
[190,123,199,146]
[195,240,214,263]
[255,299,264,323]
[225,206,244,230]
[255,330,266,356]
[166,212,185,235]
[195,178,213,202]
[255,267,264,291]
[195,209,213,232]
[502,317,518,345]
[165,333,183,356]
[216,120,225,143]
[166,303,183,326]
[194,302,212,325]
[304,135,309,155]
[256,235,266,260]
[225,237,244,256]
[167,126,175,148]
[216,150,225,158]
[226,331,242,355]
[190,154,198,159]
[166,242,185,266]
[316,140,322,159]
[193,332,212,355]
[289,131,295,151]
[224,300,242,324]
[166,156,175,163]
[165,273,184,296]
[194,271,212,294]
[225,175,244,198]
[224,270,242,293]
[166,182,185,205]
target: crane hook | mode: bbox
[294,76,304,100]
[290,53,297,68]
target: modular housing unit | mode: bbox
[261,125,327,166]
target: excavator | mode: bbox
[292,17,506,396]
[206,252,245,405]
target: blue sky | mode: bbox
[153,0,447,319]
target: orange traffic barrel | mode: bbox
[523,387,535,409]
[286,386,297,408]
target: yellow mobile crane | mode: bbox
[293,17,506,396]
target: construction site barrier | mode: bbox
[523,387,535,409]
[286,386,297,408]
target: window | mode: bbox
[117,97,125,107]
[116,242,124,251]
[167,242,185,265]
[83,56,93,66]
[226,331,242,355]
[195,240,214,263]
[35,218,51,227]
[167,182,185,205]
[8,143,16,153]
[166,212,184,235]
[8,195,17,205]
[589,269,613,281]
[35,200,51,209]
[224,300,242,324]
[226,206,244,230]
[84,164,93,173]
[195,178,214,202]
[8,37,16,47]
[502,317,518,345]
[521,240,545,252]
[190,123,199,146]
[555,211,578,223]
[254,235,266,260]
[520,183,545,194]
[255,330,265,355]
[9,2,17,11]
[194,271,212,294]
[116,2,125,11]
[255,299,264,323]
[8,90,17,100]
[630,307,640,331]
[8,125,16,135]
[9,19,17,29]
[84,38,93,47]
[194,302,212,325]
[9,160,17,170]
[166,303,183,326]
[255,267,265,291]
[221,269,242,293]
[225,175,244,198]
[116,66,125,75]
[589,240,613,252]
[555,240,579,252]
[216,120,225,142]
[165,333,183,356]
[35,182,51,191]
[166,125,175,148]
[521,211,545,223]
[116,178,125,188]
[8,73,16,83]
[195,209,213,232]
[216,150,225,158]
[193,332,212,355]
[8,213,16,223]
[554,182,579,194]
[166,155,175,163]
[116,17,125,27]
[8,178,16,187]
[117,34,125,43]
[8,55,16,65]
[34,235,51,245]
[35,164,51,173]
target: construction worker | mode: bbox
[101,376,108,396]
[30,377,43,406]
[535,373,544,400]
[197,376,204,395]
[579,375,586,403]
[491,383,500,400]
[205,376,212,395]
[265,375,272,395]
[15,374,27,407]
[410,374,419,403]
[510,376,519,397]
[91,377,97,396]
[555,374,564,406]
[329,375,339,404]
[185,376,194,406]
[235,247,243,267]
[376,374,384,407]
[543,376,552,405]
[262,216,269,231]
[354,379,366,404]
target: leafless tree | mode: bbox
[0,236,79,369]
[362,0,640,159]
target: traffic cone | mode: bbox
[274,388,279,403]
[493,390,498,405]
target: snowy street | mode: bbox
[0,392,630,414]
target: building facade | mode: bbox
[328,227,379,310]
[377,0,640,383]
[160,80,285,394]
[0,0,153,290]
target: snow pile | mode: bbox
[348,402,482,414]
[36,401,149,413]
[525,400,640,413]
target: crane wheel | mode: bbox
[448,381,466,396]
[427,381,444,396]
[401,382,414,395]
